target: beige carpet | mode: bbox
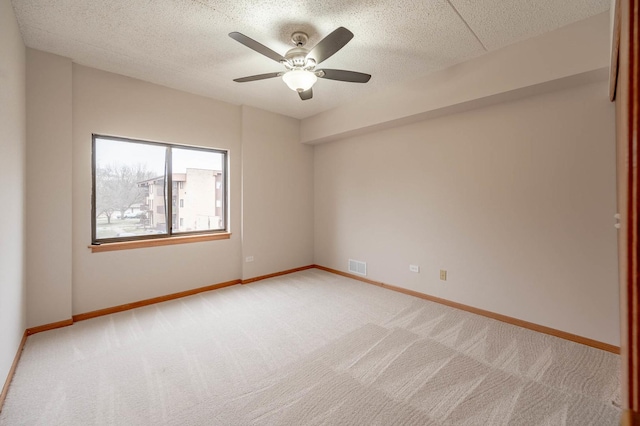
[0,269,621,425]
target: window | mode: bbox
[92,134,227,244]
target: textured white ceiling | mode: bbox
[11,0,609,119]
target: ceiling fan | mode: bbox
[229,27,371,101]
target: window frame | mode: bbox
[91,134,228,245]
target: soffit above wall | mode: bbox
[300,12,612,144]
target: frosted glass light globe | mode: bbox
[282,70,317,92]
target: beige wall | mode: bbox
[17,11,620,351]
[241,106,314,280]
[314,79,620,345]
[71,65,243,314]
[0,0,26,388]
[614,0,629,406]
[24,55,316,320]
[26,49,73,327]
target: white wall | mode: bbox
[314,79,620,345]
[241,106,314,280]
[71,65,244,314]
[26,49,73,327]
[0,0,26,389]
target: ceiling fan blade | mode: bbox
[307,27,354,65]
[317,69,371,83]
[229,32,287,63]
[233,72,282,83]
[299,88,313,100]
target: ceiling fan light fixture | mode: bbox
[282,70,317,92]
[230,28,370,101]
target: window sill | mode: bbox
[89,232,231,253]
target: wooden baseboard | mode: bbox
[41,265,315,325]
[73,279,242,322]
[621,409,640,426]
[314,264,389,287]
[0,330,27,413]
[73,265,317,321]
[1,265,622,413]
[2,267,311,408]
[19,265,621,354]
[241,265,315,284]
[26,319,74,336]
[314,265,621,354]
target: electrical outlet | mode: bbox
[245,256,254,262]
[440,270,447,281]
[409,264,420,273]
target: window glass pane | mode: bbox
[94,138,167,240]
[171,148,225,233]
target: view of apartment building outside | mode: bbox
[138,168,224,232]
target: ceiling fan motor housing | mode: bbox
[285,47,308,65]
[284,32,316,69]
[285,47,315,69]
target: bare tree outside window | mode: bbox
[93,136,166,240]
[95,164,154,224]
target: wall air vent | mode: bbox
[348,259,367,276]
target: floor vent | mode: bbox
[348,259,367,276]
